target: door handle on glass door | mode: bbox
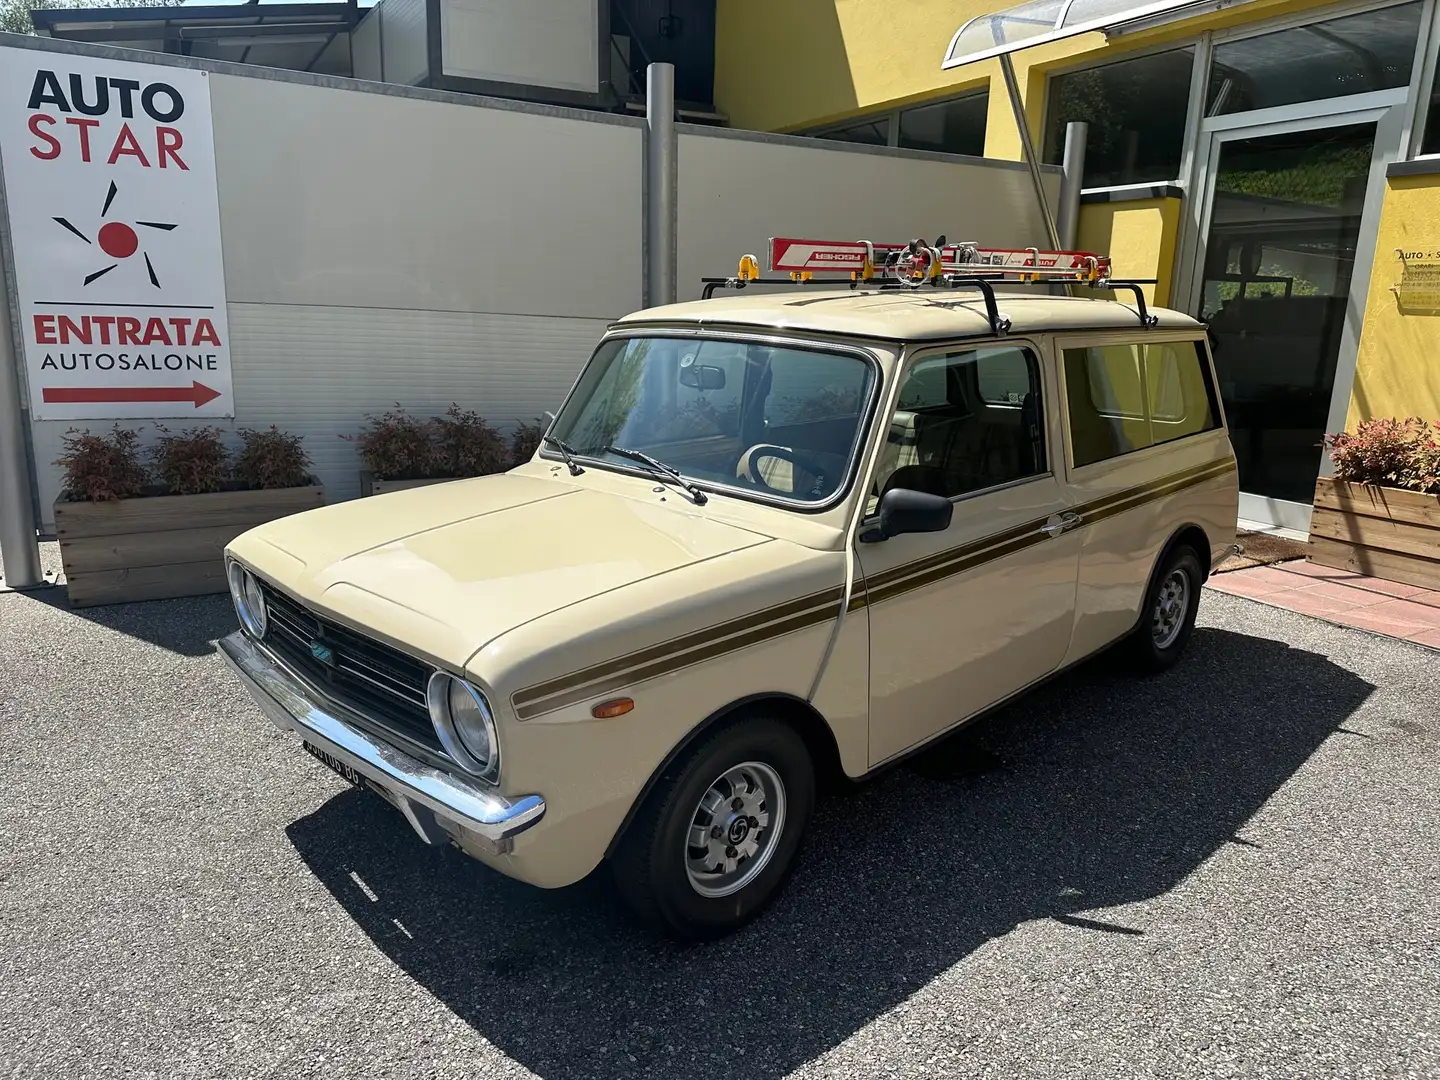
[1040,512,1082,537]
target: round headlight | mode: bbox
[228,561,267,638]
[428,673,498,778]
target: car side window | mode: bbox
[871,344,1047,505]
[1064,340,1220,469]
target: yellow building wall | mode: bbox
[715,0,1359,162]
[1076,198,1183,307]
[1349,175,1440,428]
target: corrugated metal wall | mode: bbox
[2,38,1060,533]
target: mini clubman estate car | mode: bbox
[220,239,1239,939]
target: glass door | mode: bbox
[1201,122,1375,508]
[1187,101,1403,532]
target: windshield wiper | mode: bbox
[603,445,708,505]
[542,435,584,475]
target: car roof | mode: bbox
[614,287,1203,343]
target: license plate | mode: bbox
[303,741,365,788]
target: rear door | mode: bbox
[1055,332,1237,664]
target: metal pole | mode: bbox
[0,266,42,589]
[1057,121,1089,250]
[645,62,677,308]
[999,54,1061,251]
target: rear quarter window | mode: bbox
[1064,339,1220,469]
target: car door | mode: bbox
[1055,333,1234,664]
[856,339,1083,767]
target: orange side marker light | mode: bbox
[592,697,635,719]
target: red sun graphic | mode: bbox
[53,181,177,287]
[98,221,140,260]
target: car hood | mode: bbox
[228,473,774,668]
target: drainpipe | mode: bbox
[645,62,677,308]
[1057,121,1089,251]
[0,267,42,590]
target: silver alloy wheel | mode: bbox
[1151,567,1191,649]
[684,761,787,898]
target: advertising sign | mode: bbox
[0,52,233,419]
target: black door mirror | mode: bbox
[861,487,953,542]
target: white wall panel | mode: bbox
[351,9,383,81]
[379,0,429,86]
[29,302,605,529]
[440,0,599,92]
[207,74,643,319]
[677,130,1062,302]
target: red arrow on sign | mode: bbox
[42,382,222,408]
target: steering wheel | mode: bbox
[738,444,833,498]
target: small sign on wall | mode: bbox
[1393,248,1440,315]
[0,52,234,419]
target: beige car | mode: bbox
[220,281,1238,940]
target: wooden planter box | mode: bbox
[1307,477,1440,590]
[359,471,459,497]
[55,484,325,607]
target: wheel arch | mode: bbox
[1132,522,1212,633]
[601,692,846,860]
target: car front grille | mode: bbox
[256,582,442,753]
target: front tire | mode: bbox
[611,715,815,941]
[1128,544,1204,672]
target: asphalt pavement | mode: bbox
[1,558,1436,1080]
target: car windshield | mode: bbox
[547,335,877,505]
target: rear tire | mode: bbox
[1128,544,1204,673]
[611,714,815,941]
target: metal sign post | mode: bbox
[645,62,677,309]
[0,261,42,589]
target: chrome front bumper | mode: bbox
[218,630,545,852]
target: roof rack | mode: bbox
[699,235,1161,333]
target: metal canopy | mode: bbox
[943,0,1222,68]
[29,1,363,76]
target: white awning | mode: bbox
[942,0,1224,68]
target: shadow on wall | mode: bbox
[713,0,858,131]
[285,627,1374,1080]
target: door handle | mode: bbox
[1039,511,1082,537]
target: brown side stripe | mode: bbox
[514,603,840,720]
[511,457,1236,718]
[855,457,1235,610]
[511,585,844,717]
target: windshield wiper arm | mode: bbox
[603,445,708,505]
[542,435,584,475]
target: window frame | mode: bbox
[1038,0,1440,190]
[861,336,1055,522]
[799,87,990,155]
[539,328,886,515]
[1055,331,1224,475]
[1040,39,1206,188]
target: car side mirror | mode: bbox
[861,487,953,543]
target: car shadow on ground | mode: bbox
[14,586,235,657]
[285,627,1374,1080]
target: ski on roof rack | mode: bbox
[767,236,1111,283]
[698,234,1160,332]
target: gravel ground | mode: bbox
[1,559,1436,1080]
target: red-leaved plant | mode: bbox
[151,425,229,496]
[431,404,508,478]
[234,426,311,490]
[344,405,439,481]
[55,426,149,503]
[510,418,546,467]
[1325,417,1440,495]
